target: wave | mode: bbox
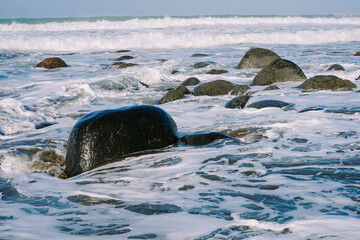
[1,16,360,32]
[0,28,359,52]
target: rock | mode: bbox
[115,50,131,53]
[159,86,190,104]
[225,95,251,109]
[230,85,251,95]
[247,100,292,109]
[117,63,138,69]
[206,69,228,75]
[191,53,208,57]
[354,51,360,56]
[193,80,235,96]
[264,85,280,91]
[171,70,179,74]
[116,55,134,61]
[327,64,345,71]
[194,61,216,69]
[180,132,234,146]
[251,59,306,86]
[236,48,281,69]
[298,75,356,92]
[35,57,68,69]
[65,105,178,177]
[181,77,200,86]
[356,76,360,80]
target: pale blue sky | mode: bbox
[0,0,359,18]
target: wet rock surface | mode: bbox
[236,48,281,69]
[225,95,251,109]
[193,80,235,96]
[298,75,356,92]
[35,57,68,69]
[247,100,292,109]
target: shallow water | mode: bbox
[0,15,360,239]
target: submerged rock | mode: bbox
[35,57,68,69]
[115,50,131,53]
[193,80,235,96]
[327,64,345,71]
[247,100,292,109]
[194,61,216,69]
[225,95,251,109]
[117,63,138,69]
[236,48,280,69]
[298,75,356,92]
[65,105,178,177]
[251,59,306,86]
[206,69,228,75]
[191,53,209,57]
[116,55,134,61]
[181,77,200,86]
[159,86,190,104]
[125,203,182,215]
[180,132,234,146]
[230,85,251,96]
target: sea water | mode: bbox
[0,15,360,239]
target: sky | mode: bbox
[0,0,359,18]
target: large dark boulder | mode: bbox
[251,59,306,86]
[36,57,68,69]
[193,80,235,96]
[236,48,280,69]
[65,105,178,177]
[247,100,292,109]
[327,64,345,71]
[159,86,190,104]
[298,75,356,92]
[181,77,200,86]
[225,96,251,109]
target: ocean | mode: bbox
[0,15,359,239]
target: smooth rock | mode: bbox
[191,53,209,57]
[298,75,356,92]
[354,51,360,56]
[247,100,292,109]
[193,80,235,96]
[35,57,68,69]
[115,50,131,53]
[230,85,251,96]
[264,85,280,91]
[116,55,134,61]
[251,59,306,86]
[225,95,251,109]
[181,77,200,86]
[327,64,345,71]
[180,132,234,146]
[206,69,228,75]
[159,86,190,104]
[117,63,138,69]
[194,61,215,69]
[65,105,178,177]
[236,48,281,69]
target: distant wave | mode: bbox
[1,16,360,32]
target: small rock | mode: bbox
[180,132,234,146]
[194,61,216,69]
[236,48,281,69]
[181,77,200,86]
[117,63,138,69]
[36,57,68,69]
[264,85,280,91]
[193,80,235,96]
[206,69,228,75]
[116,55,134,61]
[171,70,179,74]
[159,86,190,104]
[247,100,292,109]
[125,203,182,215]
[191,53,208,57]
[230,85,251,95]
[354,51,360,56]
[225,96,251,109]
[356,76,360,80]
[251,59,306,86]
[298,75,356,92]
[327,64,345,71]
[115,50,131,53]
